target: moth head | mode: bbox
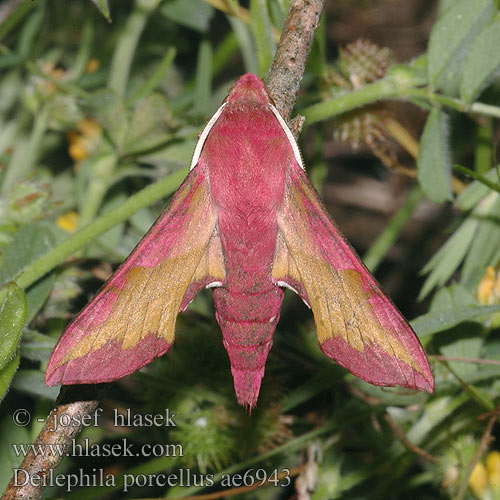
[226,73,270,106]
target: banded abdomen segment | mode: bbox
[213,286,284,408]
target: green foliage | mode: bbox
[427,0,495,95]
[417,107,453,203]
[1,0,500,499]
[0,283,27,370]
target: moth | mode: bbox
[46,73,434,407]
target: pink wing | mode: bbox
[46,167,225,386]
[272,161,434,392]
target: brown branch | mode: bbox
[1,385,105,500]
[456,410,498,500]
[346,385,438,464]
[383,414,439,464]
[267,0,326,122]
[434,355,500,366]
[178,465,306,500]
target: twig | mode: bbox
[346,384,384,406]
[434,355,500,366]
[177,465,306,500]
[347,385,438,464]
[383,414,439,464]
[453,163,500,195]
[1,385,105,500]
[456,410,498,500]
[267,0,326,122]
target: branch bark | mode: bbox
[267,0,326,122]
[1,385,105,500]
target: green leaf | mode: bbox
[193,40,213,117]
[250,0,275,76]
[0,223,55,284]
[419,217,478,298]
[228,16,258,74]
[312,456,344,499]
[20,330,56,363]
[11,370,58,400]
[5,181,50,226]
[439,323,484,378]
[417,107,453,203]
[212,33,239,75]
[0,283,27,371]
[93,191,127,252]
[461,20,500,103]
[438,0,457,16]
[281,367,342,412]
[407,394,468,445]
[90,0,111,22]
[411,304,500,338]
[427,0,495,95]
[461,382,495,411]
[127,47,176,104]
[160,0,215,32]
[429,283,476,311]
[0,416,29,491]
[140,137,197,170]
[458,364,500,385]
[0,0,38,44]
[17,6,44,59]
[0,351,20,401]
[364,186,423,273]
[25,272,56,323]
[461,192,500,285]
[85,89,128,149]
[124,94,173,154]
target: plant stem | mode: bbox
[474,119,493,175]
[0,0,37,43]
[267,0,326,121]
[165,419,337,498]
[301,77,500,124]
[108,0,161,96]
[470,101,500,119]
[363,186,424,273]
[302,78,398,123]
[126,46,176,104]
[77,154,118,229]
[1,104,49,195]
[453,164,500,195]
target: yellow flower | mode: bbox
[66,118,102,164]
[470,462,489,499]
[469,452,500,499]
[477,266,500,305]
[78,117,102,138]
[85,58,100,73]
[36,62,67,96]
[56,211,79,233]
[68,142,88,162]
[487,451,500,491]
